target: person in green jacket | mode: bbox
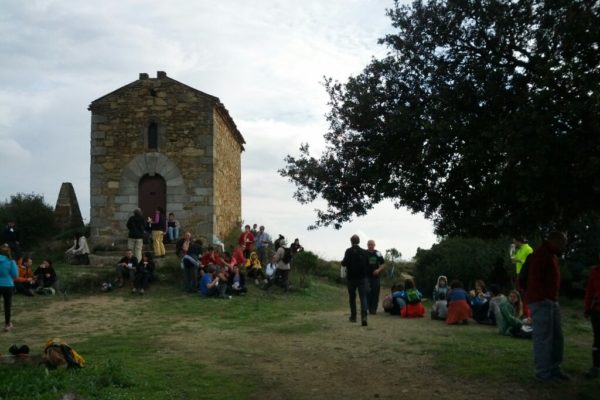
[498,290,531,338]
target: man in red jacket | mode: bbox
[526,231,568,383]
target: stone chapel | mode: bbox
[88,71,244,246]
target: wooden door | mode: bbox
[138,174,166,219]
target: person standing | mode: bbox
[366,239,385,315]
[238,225,255,258]
[254,226,272,267]
[512,236,533,286]
[3,221,21,258]
[149,207,166,258]
[584,256,600,379]
[0,244,18,332]
[341,234,369,326]
[126,208,146,262]
[526,231,569,383]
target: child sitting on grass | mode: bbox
[446,280,472,325]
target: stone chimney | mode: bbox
[54,182,84,231]
[139,73,149,80]
[157,71,167,78]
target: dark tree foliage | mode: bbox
[413,237,511,295]
[280,0,600,237]
[0,193,57,247]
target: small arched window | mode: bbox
[148,122,158,149]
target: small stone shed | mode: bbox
[88,71,244,246]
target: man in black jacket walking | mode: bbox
[341,235,369,326]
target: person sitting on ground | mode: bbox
[245,251,266,285]
[34,259,57,294]
[470,279,492,323]
[431,275,449,320]
[228,265,247,295]
[487,284,506,325]
[199,265,228,298]
[401,278,426,318]
[230,244,246,268]
[446,280,472,324]
[132,252,155,295]
[264,255,278,284]
[498,289,532,338]
[166,212,181,243]
[65,233,90,265]
[14,256,36,296]
[116,249,138,288]
[179,238,202,293]
[201,246,224,270]
[383,283,405,315]
[263,238,291,291]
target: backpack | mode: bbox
[282,247,292,264]
[43,338,85,369]
[406,288,421,305]
[518,254,532,291]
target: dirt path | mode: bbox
[3,295,571,400]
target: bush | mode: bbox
[0,193,57,248]
[414,237,512,296]
[292,251,319,288]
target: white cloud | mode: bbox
[0,0,434,259]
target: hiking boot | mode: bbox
[584,367,599,379]
[4,323,13,333]
[349,317,356,323]
[361,320,368,327]
[139,289,145,295]
[131,288,137,293]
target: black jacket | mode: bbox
[341,245,368,280]
[127,214,146,239]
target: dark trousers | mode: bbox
[591,310,600,368]
[347,278,368,322]
[182,261,198,293]
[0,286,14,325]
[134,272,154,290]
[367,277,381,314]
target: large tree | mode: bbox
[281,0,600,237]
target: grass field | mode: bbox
[0,258,598,400]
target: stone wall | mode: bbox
[89,72,243,246]
[213,108,243,241]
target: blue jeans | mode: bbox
[347,278,368,322]
[168,227,180,242]
[530,300,564,379]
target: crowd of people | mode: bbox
[341,231,600,383]
[3,215,600,383]
[121,209,304,298]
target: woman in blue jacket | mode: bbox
[0,244,18,332]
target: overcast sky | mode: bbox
[0,0,437,261]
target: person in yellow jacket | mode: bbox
[511,236,533,276]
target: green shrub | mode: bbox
[414,237,512,295]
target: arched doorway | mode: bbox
[138,174,166,219]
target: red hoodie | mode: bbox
[585,265,600,315]
[525,241,561,303]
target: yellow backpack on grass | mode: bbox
[42,338,85,369]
